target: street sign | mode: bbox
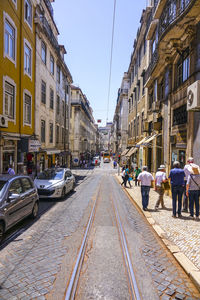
[29,139,41,152]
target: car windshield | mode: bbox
[37,169,64,180]
[0,180,7,197]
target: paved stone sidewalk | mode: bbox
[116,175,200,291]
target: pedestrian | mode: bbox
[128,173,133,188]
[124,165,130,187]
[186,165,200,219]
[134,166,141,186]
[137,166,154,211]
[121,168,126,187]
[6,165,15,175]
[155,165,167,210]
[183,157,200,212]
[169,161,185,218]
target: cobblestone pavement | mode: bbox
[116,175,200,288]
[0,171,99,300]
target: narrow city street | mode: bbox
[0,162,199,299]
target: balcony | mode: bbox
[145,47,159,83]
[36,15,60,54]
[44,0,54,17]
[120,88,128,95]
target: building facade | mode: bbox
[70,86,97,166]
[145,0,200,173]
[0,0,36,174]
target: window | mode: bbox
[56,95,60,114]
[177,48,190,87]
[41,120,46,143]
[24,42,31,76]
[165,69,170,98]
[9,179,23,195]
[57,65,60,83]
[137,116,139,136]
[141,112,144,133]
[153,80,157,102]
[56,125,59,143]
[62,128,65,144]
[62,101,65,116]
[5,81,15,119]
[50,54,54,75]
[24,0,32,27]
[5,19,15,61]
[41,80,46,104]
[24,93,31,125]
[49,123,53,143]
[21,178,32,192]
[173,105,187,126]
[50,88,54,109]
[41,41,46,64]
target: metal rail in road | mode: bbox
[111,195,141,300]
[64,182,142,300]
[65,184,101,300]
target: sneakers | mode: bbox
[172,215,176,218]
[155,207,158,211]
[178,214,182,218]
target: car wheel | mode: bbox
[0,222,5,244]
[61,187,66,198]
[31,202,39,219]
[72,182,75,191]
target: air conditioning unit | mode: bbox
[0,115,8,128]
[187,80,200,111]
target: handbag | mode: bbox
[162,180,170,190]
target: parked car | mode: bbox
[34,168,75,199]
[0,175,39,243]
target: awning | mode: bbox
[46,149,61,155]
[136,137,148,147]
[121,148,129,156]
[142,134,160,145]
[126,147,137,157]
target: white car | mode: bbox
[34,168,75,199]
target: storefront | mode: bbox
[171,130,187,169]
[0,135,18,174]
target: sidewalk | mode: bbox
[115,175,200,291]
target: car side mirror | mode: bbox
[8,193,20,202]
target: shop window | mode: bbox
[41,41,46,64]
[5,81,15,119]
[50,88,54,109]
[173,104,187,126]
[24,93,31,125]
[24,41,32,76]
[41,80,46,104]
[41,120,45,143]
[4,18,16,62]
[24,0,32,27]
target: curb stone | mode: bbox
[115,174,200,292]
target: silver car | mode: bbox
[34,168,75,199]
[0,175,39,243]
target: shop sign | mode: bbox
[176,131,187,148]
[29,140,41,152]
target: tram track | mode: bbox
[64,177,142,300]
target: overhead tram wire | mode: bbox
[106,0,117,123]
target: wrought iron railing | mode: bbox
[40,15,60,53]
[44,0,54,17]
[145,47,159,82]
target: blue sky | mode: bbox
[52,0,147,126]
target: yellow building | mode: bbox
[0,0,36,173]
